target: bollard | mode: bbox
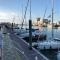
[12,23,13,31]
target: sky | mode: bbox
[0,0,60,24]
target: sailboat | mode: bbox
[14,0,29,35]
[32,0,60,50]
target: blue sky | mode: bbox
[0,0,60,23]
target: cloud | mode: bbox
[0,11,21,24]
[0,12,17,19]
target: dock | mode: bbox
[1,25,49,60]
[9,33,49,60]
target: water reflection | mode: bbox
[57,51,60,60]
[18,25,60,40]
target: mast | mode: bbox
[29,0,32,49]
[21,0,23,29]
[21,0,29,29]
[30,0,31,20]
[52,0,54,39]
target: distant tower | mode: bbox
[37,18,40,26]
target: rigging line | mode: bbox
[42,7,47,33]
[21,0,29,28]
[43,7,47,19]
[38,8,47,40]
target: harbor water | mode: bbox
[18,25,60,60]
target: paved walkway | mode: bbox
[9,33,49,60]
[1,25,27,60]
[2,25,49,60]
